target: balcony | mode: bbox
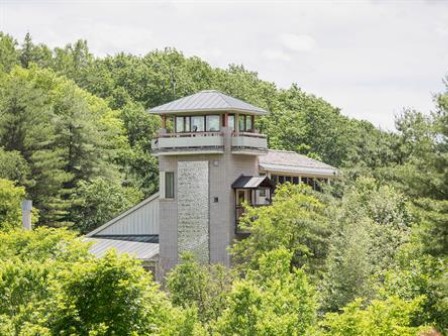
[231,132,268,155]
[151,132,224,156]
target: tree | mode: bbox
[231,183,331,277]
[214,248,317,336]
[71,178,143,234]
[0,228,202,335]
[0,66,129,226]
[320,296,429,336]
[0,33,19,72]
[0,179,25,232]
[321,178,412,311]
[0,147,30,185]
[167,253,233,325]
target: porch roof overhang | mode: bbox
[231,175,275,189]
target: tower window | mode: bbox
[191,116,205,132]
[228,115,235,131]
[206,115,220,131]
[165,172,175,199]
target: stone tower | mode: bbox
[150,90,271,275]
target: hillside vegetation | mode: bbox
[0,32,447,335]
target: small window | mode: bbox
[165,172,175,199]
[293,176,299,184]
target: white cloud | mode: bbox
[279,33,316,52]
[2,0,448,129]
[262,49,291,61]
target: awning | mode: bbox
[231,175,274,189]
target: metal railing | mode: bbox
[158,131,223,138]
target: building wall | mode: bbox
[158,126,259,276]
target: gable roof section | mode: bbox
[148,90,268,115]
[86,192,160,237]
[259,150,338,177]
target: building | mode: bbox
[86,90,337,277]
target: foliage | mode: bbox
[0,228,203,335]
[0,148,30,185]
[320,296,429,336]
[167,253,233,325]
[231,183,330,277]
[321,178,412,311]
[0,179,26,232]
[71,177,143,234]
[215,248,317,336]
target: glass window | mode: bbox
[165,172,175,199]
[185,116,191,132]
[228,115,235,131]
[191,116,205,132]
[246,116,253,131]
[239,115,245,131]
[237,190,246,205]
[293,176,299,184]
[175,117,184,133]
[206,115,220,132]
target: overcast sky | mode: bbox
[1,0,448,129]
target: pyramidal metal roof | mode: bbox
[148,90,268,115]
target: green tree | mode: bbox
[0,33,19,72]
[71,178,143,234]
[231,183,330,277]
[167,253,233,325]
[214,248,317,336]
[0,179,25,232]
[0,228,200,335]
[0,66,128,226]
[320,296,429,336]
[0,147,30,185]
[322,178,412,311]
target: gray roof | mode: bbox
[149,90,268,115]
[259,150,338,177]
[232,175,274,189]
[91,235,159,243]
[84,238,159,261]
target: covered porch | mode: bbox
[231,175,274,234]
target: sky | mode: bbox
[1,0,448,130]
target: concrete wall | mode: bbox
[158,126,259,277]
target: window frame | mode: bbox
[165,172,175,199]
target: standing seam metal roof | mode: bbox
[148,90,268,115]
[259,150,337,170]
[84,238,159,261]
